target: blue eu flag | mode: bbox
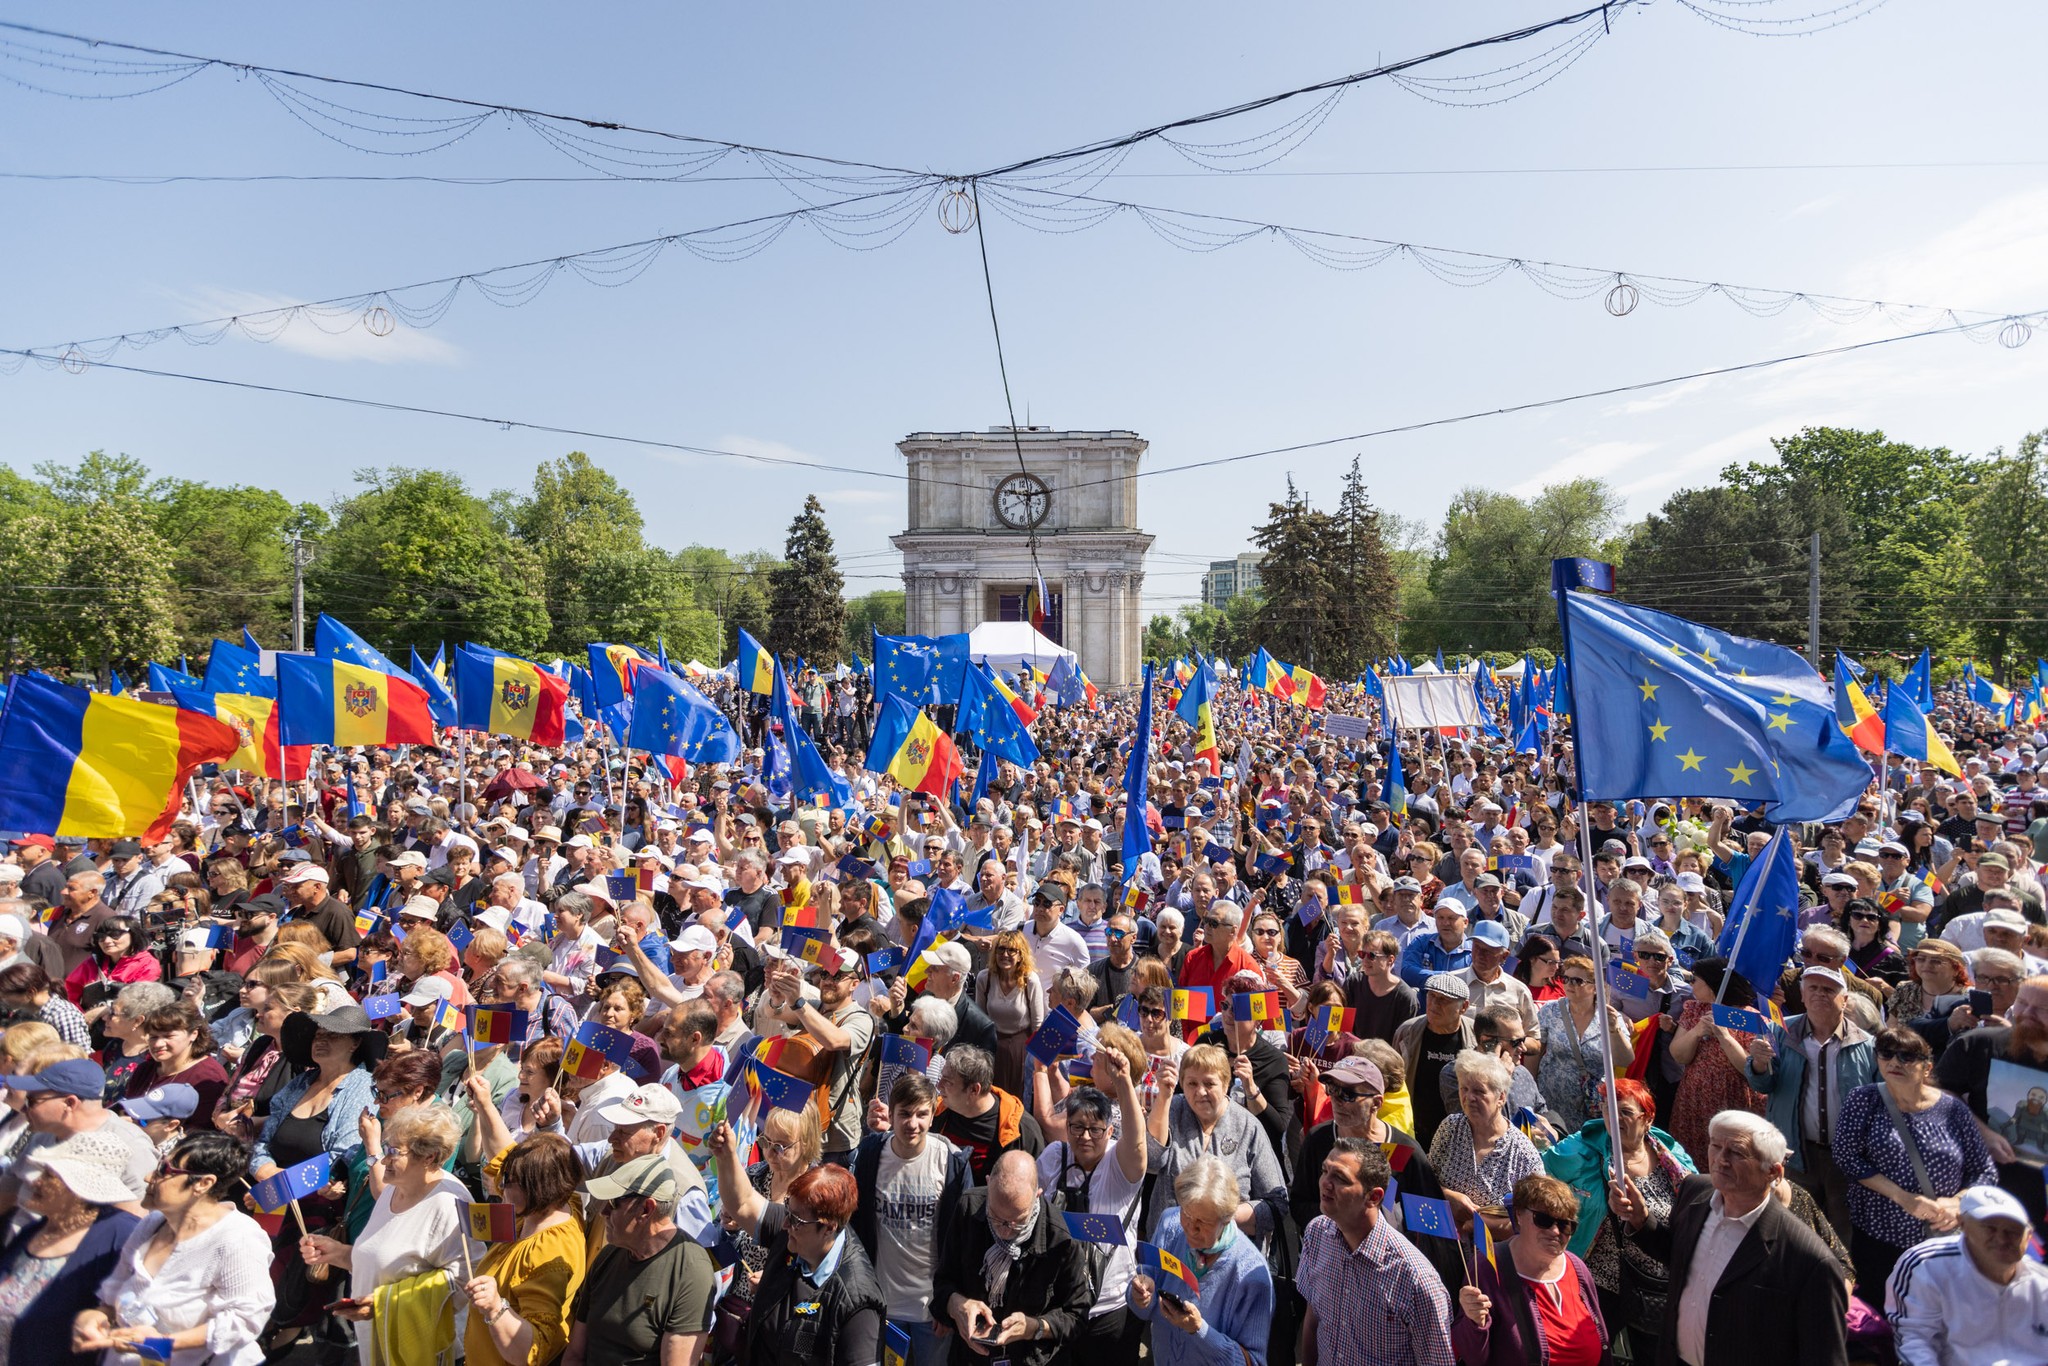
[1401,1193,1458,1241]
[628,667,741,765]
[1715,826,1802,995]
[1561,589,1869,822]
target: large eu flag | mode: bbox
[1561,590,1869,822]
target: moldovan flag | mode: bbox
[169,687,311,781]
[467,1201,519,1242]
[1249,646,1293,699]
[278,656,434,747]
[1289,666,1327,710]
[452,646,569,745]
[879,698,964,796]
[737,629,777,696]
[0,674,237,841]
[1172,662,1220,777]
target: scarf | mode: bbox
[981,1200,1040,1307]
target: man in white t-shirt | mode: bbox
[1035,1040,1149,1363]
[1024,885,1091,981]
[853,1070,971,1365]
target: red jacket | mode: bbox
[64,950,161,1005]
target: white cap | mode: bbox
[396,896,440,921]
[401,976,454,1007]
[280,863,329,885]
[685,829,715,845]
[574,881,615,906]
[563,834,595,849]
[674,925,718,955]
[176,928,218,953]
[473,907,511,933]
[1959,1186,2029,1224]
[0,914,26,941]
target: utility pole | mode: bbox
[289,535,311,651]
[1807,531,1822,669]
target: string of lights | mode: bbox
[974,183,2034,333]
[0,183,944,368]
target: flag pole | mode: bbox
[1552,562,1628,1189]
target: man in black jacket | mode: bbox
[934,1149,1094,1366]
[1611,1108,1848,1366]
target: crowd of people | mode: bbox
[0,664,2045,1366]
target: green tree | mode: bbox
[1144,613,1189,664]
[307,468,549,658]
[155,482,325,653]
[1249,478,1340,667]
[844,589,906,660]
[1408,479,1620,654]
[1320,456,1404,674]
[0,500,177,678]
[766,495,847,666]
[675,547,779,662]
[1955,431,2048,676]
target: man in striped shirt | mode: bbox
[1297,1136,1454,1366]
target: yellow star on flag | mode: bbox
[1647,719,1671,742]
[1770,691,1797,706]
[1766,711,1794,732]
[1726,761,1758,786]
[1677,749,1704,771]
[1638,679,1659,702]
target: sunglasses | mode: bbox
[1874,1045,1927,1063]
[1799,950,1843,963]
[1329,1085,1381,1103]
[1635,950,1669,962]
[1138,1007,1168,1022]
[1848,911,1881,923]
[1526,1210,1576,1234]
[1559,975,1592,988]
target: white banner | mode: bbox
[1322,714,1380,742]
[1383,674,1484,731]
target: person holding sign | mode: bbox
[1127,1156,1274,1366]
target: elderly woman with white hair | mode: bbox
[1152,907,1188,980]
[1128,1155,1274,1366]
[301,1103,476,1364]
[908,994,957,1084]
[1428,1051,1544,1232]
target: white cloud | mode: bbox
[1615,419,1786,502]
[1842,187,2048,314]
[170,289,462,365]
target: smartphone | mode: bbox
[1970,989,1995,1018]
[1160,1291,1189,1313]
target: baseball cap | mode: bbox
[401,976,455,1007]
[119,1083,200,1124]
[1676,872,1707,893]
[1474,873,1503,890]
[1800,966,1846,990]
[594,1084,684,1129]
[775,848,810,866]
[583,1151,680,1203]
[281,863,330,885]
[1470,920,1511,950]
[176,927,223,953]
[2,1058,107,1098]
[1389,877,1422,893]
[1821,872,1859,889]
[1325,1057,1385,1092]
[1979,853,2012,871]
[673,925,717,956]
[1877,841,1909,856]
[1984,908,2030,934]
[1959,1185,2029,1225]
[1424,973,1470,1002]
[685,829,715,845]
[387,851,428,871]
[563,834,594,850]
[12,834,54,851]
[108,839,144,858]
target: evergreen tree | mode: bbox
[767,495,847,665]
[1324,456,1404,674]
[1249,477,1339,667]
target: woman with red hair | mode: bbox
[1540,1077,1695,1360]
[710,1126,884,1366]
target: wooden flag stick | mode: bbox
[290,1199,330,1282]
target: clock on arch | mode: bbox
[993,472,1051,530]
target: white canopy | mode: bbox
[966,621,1077,674]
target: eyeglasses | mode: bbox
[1980,975,2021,988]
[1559,975,1592,988]
[1874,1045,1928,1063]
[1252,926,1281,936]
[1362,950,1394,961]
[1329,1086,1381,1103]
[784,1206,817,1227]
[761,1138,798,1157]
[1138,1007,1168,1022]
[1526,1210,1576,1234]
[372,1086,414,1103]
[1635,950,1670,962]
[1491,1036,1532,1052]
[1799,950,1844,964]
[149,1165,196,1183]
[1067,1124,1110,1140]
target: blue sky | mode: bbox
[4,1,2044,619]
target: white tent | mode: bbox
[965,621,1077,674]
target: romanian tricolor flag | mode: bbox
[1881,684,1960,776]
[169,687,310,781]
[1172,662,1219,777]
[0,674,237,841]
[452,646,569,745]
[1249,646,1294,699]
[1289,665,1327,710]
[1833,653,1885,755]
[737,629,777,696]
[989,672,1038,725]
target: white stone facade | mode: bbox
[891,427,1153,687]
